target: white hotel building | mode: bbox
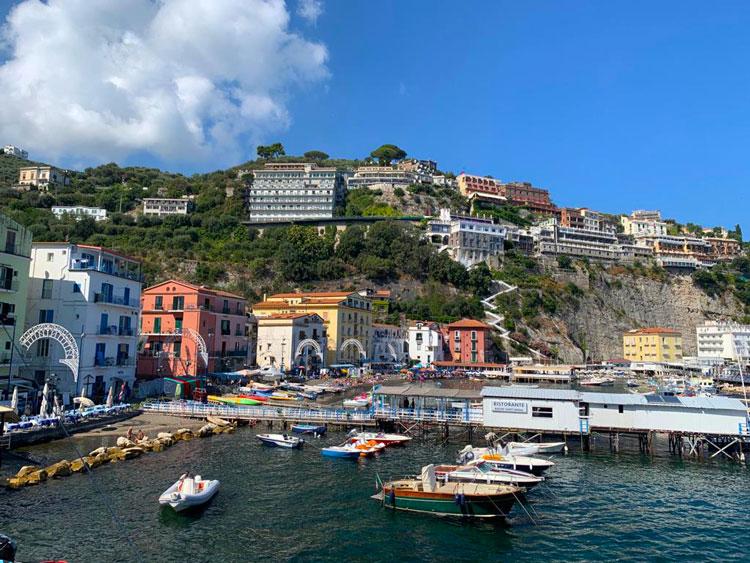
[24,243,142,401]
[696,321,750,362]
[247,163,345,223]
[52,206,108,222]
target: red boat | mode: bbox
[238,394,269,402]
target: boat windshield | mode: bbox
[474,462,492,474]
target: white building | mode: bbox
[426,208,507,267]
[17,166,69,190]
[142,197,195,217]
[372,323,408,366]
[3,145,28,159]
[256,313,326,370]
[52,206,108,222]
[481,387,748,436]
[347,166,426,189]
[24,243,143,401]
[248,162,345,223]
[407,321,444,365]
[621,210,668,237]
[696,321,750,362]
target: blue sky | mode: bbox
[1,1,749,232]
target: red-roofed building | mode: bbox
[442,319,492,364]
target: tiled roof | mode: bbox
[447,319,490,329]
[625,328,681,335]
[269,292,355,298]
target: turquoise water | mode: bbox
[1,427,749,562]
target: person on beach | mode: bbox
[126,427,133,441]
[136,429,145,441]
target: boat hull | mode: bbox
[291,424,326,435]
[257,435,303,449]
[378,489,516,518]
[322,448,360,459]
[158,479,220,512]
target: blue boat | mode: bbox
[292,424,326,435]
[321,446,360,459]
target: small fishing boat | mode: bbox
[348,430,412,446]
[626,379,640,388]
[434,461,543,489]
[506,441,566,454]
[291,424,327,435]
[208,395,261,406]
[238,394,270,402]
[321,445,361,459]
[257,433,304,449]
[299,391,318,400]
[343,392,371,409]
[373,465,520,519]
[580,378,604,387]
[158,473,220,512]
[479,454,555,476]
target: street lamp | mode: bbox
[280,338,286,372]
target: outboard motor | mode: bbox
[0,534,17,562]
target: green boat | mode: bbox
[373,465,520,519]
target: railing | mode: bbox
[142,401,375,424]
[119,327,134,336]
[97,325,119,335]
[70,261,144,282]
[222,349,248,357]
[371,407,483,425]
[94,356,135,367]
[0,279,19,292]
[2,244,30,258]
[94,293,139,308]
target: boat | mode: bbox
[322,445,361,459]
[459,443,540,458]
[352,438,386,457]
[626,379,640,388]
[580,378,604,387]
[158,473,220,512]
[291,424,327,435]
[434,461,544,489]
[506,441,566,454]
[478,454,555,476]
[374,465,520,519]
[208,395,261,406]
[348,430,412,446]
[299,391,318,400]
[343,392,371,409]
[238,394,270,402]
[257,433,304,449]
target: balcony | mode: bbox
[2,244,30,258]
[97,325,119,336]
[94,293,139,308]
[70,260,144,282]
[0,279,19,293]
[221,349,249,357]
[95,356,135,367]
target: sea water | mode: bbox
[1,425,748,562]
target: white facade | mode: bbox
[248,163,345,223]
[621,210,668,237]
[372,324,408,365]
[407,321,444,365]
[3,145,28,159]
[52,206,108,222]
[482,387,748,436]
[696,321,750,362]
[347,166,423,188]
[426,208,507,267]
[24,243,142,400]
[142,197,194,217]
[256,313,326,370]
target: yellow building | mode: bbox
[18,165,70,190]
[252,292,373,365]
[623,328,683,363]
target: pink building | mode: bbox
[442,319,492,364]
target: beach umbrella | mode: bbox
[10,387,17,413]
[106,386,114,408]
[39,385,49,417]
[77,385,87,412]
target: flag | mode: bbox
[375,474,383,490]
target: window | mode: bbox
[221,320,230,336]
[173,341,181,358]
[155,296,163,309]
[47,252,54,262]
[36,339,50,357]
[618,405,624,414]
[38,309,54,323]
[73,283,81,293]
[172,296,184,310]
[471,352,477,362]
[153,317,162,333]
[532,406,553,418]
[5,229,16,253]
[41,279,53,299]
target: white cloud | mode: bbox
[0,0,329,168]
[297,0,323,25]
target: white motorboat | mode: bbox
[158,474,220,512]
[459,443,540,459]
[506,441,566,454]
[348,430,412,446]
[257,433,304,449]
[479,453,555,476]
[434,461,544,488]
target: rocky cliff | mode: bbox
[520,268,743,363]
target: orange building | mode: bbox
[137,280,249,379]
[441,319,492,364]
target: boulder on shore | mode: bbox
[121,447,144,460]
[45,460,72,479]
[117,437,136,448]
[198,424,216,437]
[89,447,107,457]
[8,469,48,488]
[71,457,95,472]
[15,465,38,479]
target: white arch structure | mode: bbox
[161,329,209,367]
[295,339,323,363]
[340,338,366,359]
[20,323,80,381]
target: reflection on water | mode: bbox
[1,424,749,562]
